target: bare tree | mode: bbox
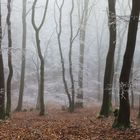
[113,28,127,107]
[6,0,13,117]
[0,0,5,119]
[15,0,27,112]
[100,0,116,117]
[76,0,90,108]
[32,0,49,115]
[54,0,79,112]
[113,1,129,107]
[113,0,140,128]
[94,6,106,102]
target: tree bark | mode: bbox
[137,95,140,118]
[0,0,5,119]
[113,28,126,107]
[130,61,134,109]
[36,32,45,115]
[114,0,140,128]
[68,0,75,112]
[32,0,49,115]
[55,0,73,112]
[16,0,27,112]
[76,0,89,108]
[55,0,79,112]
[100,0,116,117]
[6,0,13,117]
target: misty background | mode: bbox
[1,0,140,109]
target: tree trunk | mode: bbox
[114,0,140,128]
[100,0,116,117]
[39,57,45,115]
[0,1,5,119]
[130,61,134,109]
[137,95,140,118]
[32,0,49,115]
[55,0,73,113]
[16,0,27,112]
[6,0,13,117]
[35,32,45,116]
[68,0,75,112]
[97,51,101,101]
[76,0,89,108]
[36,71,40,110]
[113,28,126,107]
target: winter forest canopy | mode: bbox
[0,0,140,139]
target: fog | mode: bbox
[1,0,140,109]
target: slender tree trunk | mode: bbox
[0,0,5,119]
[16,0,27,112]
[97,49,101,101]
[55,0,72,112]
[95,11,105,102]
[100,0,116,117]
[35,32,45,115]
[68,0,75,112]
[55,0,79,112]
[32,0,49,115]
[36,69,40,110]
[76,0,89,108]
[114,0,140,128]
[6,0,13,117]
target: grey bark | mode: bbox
[32,0,49,115]
[76,0,89,108]
[6,0,13,117]
[0,0,5,119]
[16,0,27,112]
[55,0,79,112]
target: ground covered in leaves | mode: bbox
[0,106,140,140]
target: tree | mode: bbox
[100,0,116,117]
[94,7,106,102]
[6,0,13,117]
[137,95,140,118]
[130,61,134,109]
[54,0,79,112]
[15,0,27,112]
[114,0,140,128]
[113,28,127,107]
[76,0,90,108]
[0,0,5,120]
[32,0,49,115]
[113,0,130,107]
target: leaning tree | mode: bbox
[113,0,140,128]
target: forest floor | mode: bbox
[0,105,140,140]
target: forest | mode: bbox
[0,0,140,139]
